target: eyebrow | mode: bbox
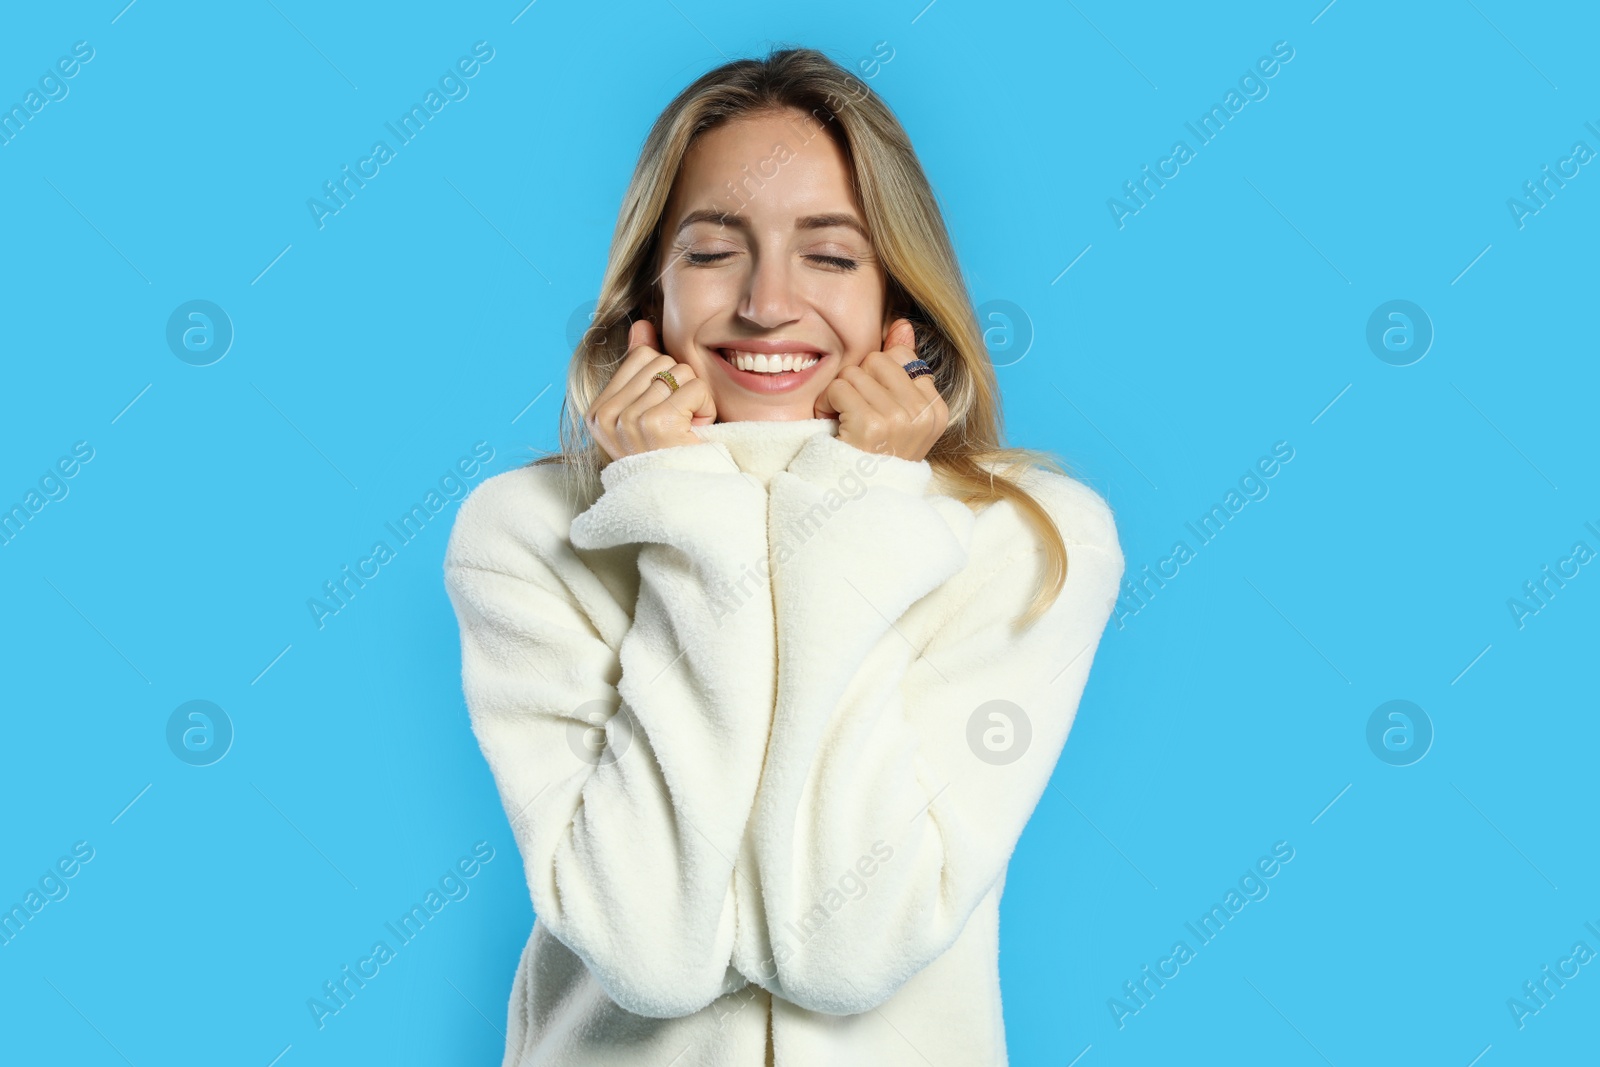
[674,209,870,241]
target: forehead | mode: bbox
[666,108,863,226]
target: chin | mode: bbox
[714,400,819,423]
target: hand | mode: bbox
[814,318,947,463]
[585,319,717,463]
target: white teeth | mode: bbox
[720,349,820,374]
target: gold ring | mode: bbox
[652,370,680,393]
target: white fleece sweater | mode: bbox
[442,416,1124,1066]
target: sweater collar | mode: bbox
[692,416,840,481]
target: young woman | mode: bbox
[444,47,1125,1066]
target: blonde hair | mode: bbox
[535,46,1080,629]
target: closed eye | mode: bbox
[683,251,860,272]
[809,255,859,271]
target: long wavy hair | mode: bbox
[534,46,1078,628]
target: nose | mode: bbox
[735,250,802,330]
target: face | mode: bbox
[653,107,891,422]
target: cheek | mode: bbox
[660,273,731,360]
[814,288,884,356]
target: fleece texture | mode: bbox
[442,416,1124,1066]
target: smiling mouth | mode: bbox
[716,348,824,374]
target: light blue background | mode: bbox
[2,1,1596,1064]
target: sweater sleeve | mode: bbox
[730,430,1125,1014]
[443,440,777,1019]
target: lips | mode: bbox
[711,340,827,376]
[709,339,825,355]
[707,343,828,393]
[716,348,822,374]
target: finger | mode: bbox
[591,320,663,413]
[824,374,867,424]
[841,359,910,423]
[829,375,915,460]
[884,317,916,358]
[628,354,696,402]
[589,320,668,458]
[903,373,944,426]
[616,359,697,454]
[814,359,847,418]
[816,321,908,419]
[617,318,665,381]
[592,350,676,455]
[814,388,838,419]
[606,319,676,406]
[620,360,697,417]
[638,376,715,443]
[877,318,943,419]
[870,318,921,397]
[681,370,716,424]
[854,356,930,432]
[629,316,660,356]
[595,352,677,425]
